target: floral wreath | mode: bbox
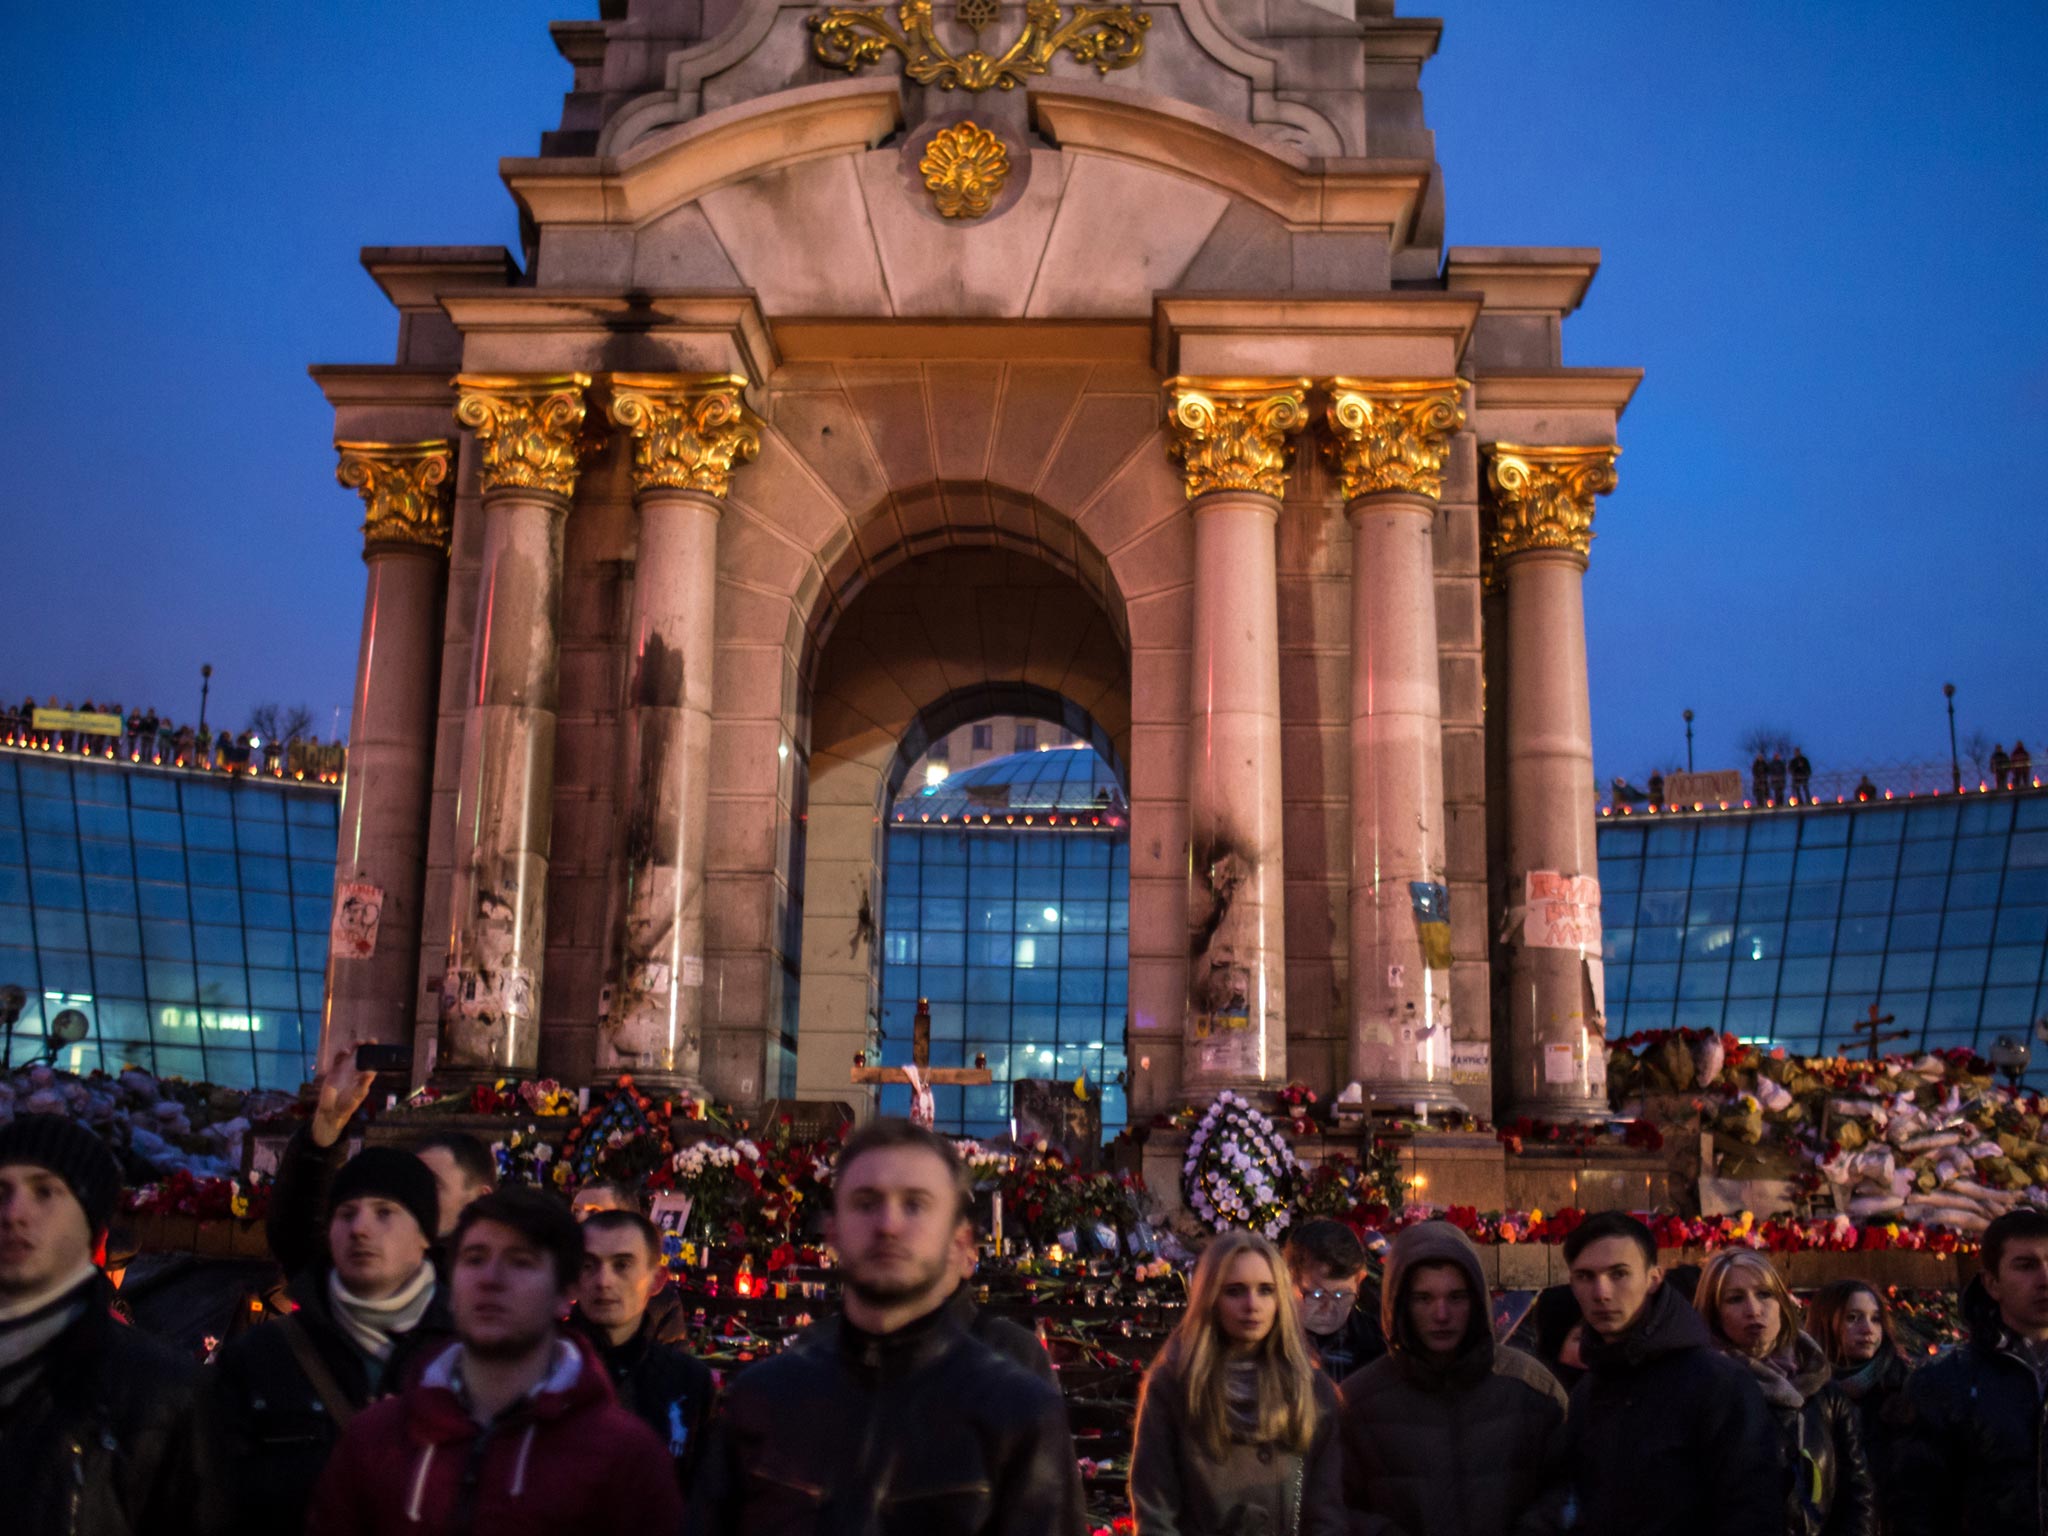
[1183,1090,1300,1237]
[559,1076,677,1189]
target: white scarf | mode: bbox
[327,1262,437,1362]
[0,1259,98,1408]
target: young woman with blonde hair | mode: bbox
[1695,1250,1876,1536]
[1130,1229,1343,1535]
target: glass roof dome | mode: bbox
[891,745,1126,826]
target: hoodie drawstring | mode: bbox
[406,1444,437,1523]
[510,1424,537,1497]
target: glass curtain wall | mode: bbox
[1599,791,2048,1081]
[0,752,338,1087]
[878,747,1130,1138]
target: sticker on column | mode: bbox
[1543,1041,1579,1084]
[1451,1041,1491,1086]
[1387,963,1406,991]
[681,955,704,988]
[1408,882,1454,970]
[1191,961,1259,1075]
[331,882,385,960]
[1524,872,1601,951]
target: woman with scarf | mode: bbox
[1695,1250,1877,1536]
[1130,1230,1345,1535]
[1808,1281,1911,1515]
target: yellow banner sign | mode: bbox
[31,709,123,736]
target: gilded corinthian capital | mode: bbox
[1483,442,1620,562]
[1163,378,1311,501]
[606,375,764,499]
[335,440,454,555]
[452,374,593,500]
[1321,379,1468,502]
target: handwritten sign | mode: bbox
[1525,871,1601,951]
[1666,770,1743,806]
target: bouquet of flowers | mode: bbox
[1182,1091,1299,1237]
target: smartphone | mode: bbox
[354,1042,413,1073]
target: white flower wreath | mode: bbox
[1181,1090,1301,1238]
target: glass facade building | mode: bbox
[879,747,1130,1139]
[1598,787,2048,1082]
[0,747,339,1087]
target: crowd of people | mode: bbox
[6,1050,2048,1534]
[1747,748,1815,806]
[1,694,345,783]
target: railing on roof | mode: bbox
[1,727,344,787]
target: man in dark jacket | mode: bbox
[308,1188,680,1536]
[267,1049,497,1281]
[1287,1216,1387,1379]
[687,1118,1085,1536]
[1562,1211,1784,1536]
[573,1208,718,1489]
[199,1145,454,1535]
[1892,1206,2048,1536]
[0,1114,201,1536]
[1340,1221,1568,1536]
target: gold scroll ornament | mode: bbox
[810,0,1148,91]
[1484,442,1620,561]
[1321,379,1469,503]
[1163,378,1312,502]
[605,375,764,499]
[920,122,1010,218]
[452,374,594,500]
[335,440,455,554]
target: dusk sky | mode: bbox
[5,1,2043,788]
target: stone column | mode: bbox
[439,374,592,1075]
[1164,378,1308,1095]
[1485,443,1619,1120]
[1323,380,1468,1111]
[598,375,763,1091]
[319,441,452,1064]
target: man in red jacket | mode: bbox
[307,1187,680,1536]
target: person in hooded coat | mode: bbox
[1338,1221,1569,1536]
[1561,1211,1785,1536]
[1693,1250,1875,1536]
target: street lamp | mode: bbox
[1683,709,1695,773]
[1944,682,1960,792]
[198,663,214,739]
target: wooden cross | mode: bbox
[1840,1003,1909,1063]
[851,997,993,1086]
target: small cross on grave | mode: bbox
[1840,1002,1910,1063]
[853,997,992,1126]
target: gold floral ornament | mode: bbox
[919,122,1010,218]
[809,0,1149,92]
[452,374,594,500]
[605,375,764,499]
[1483,442,1620,562]
[334,440,455,554]
[1163,379,1312,502]
[1321,379,1469,502]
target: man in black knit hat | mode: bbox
[0,1112,202,1535]
[198,1142,453,1536]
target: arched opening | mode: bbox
[877,692,1131,1138]
[789,540,1133,1126]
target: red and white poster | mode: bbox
[1524,871,1601,952]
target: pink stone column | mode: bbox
[598,376,762,1090]
[1487,443,1619,1120]
[319,442,452,1064]
[441,376,591,1074]
[1324,381,1468,1111]
[1166,380,1308,1095]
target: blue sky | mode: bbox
[3,1,2042,784]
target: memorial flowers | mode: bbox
[1182,1090,1299,1237]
